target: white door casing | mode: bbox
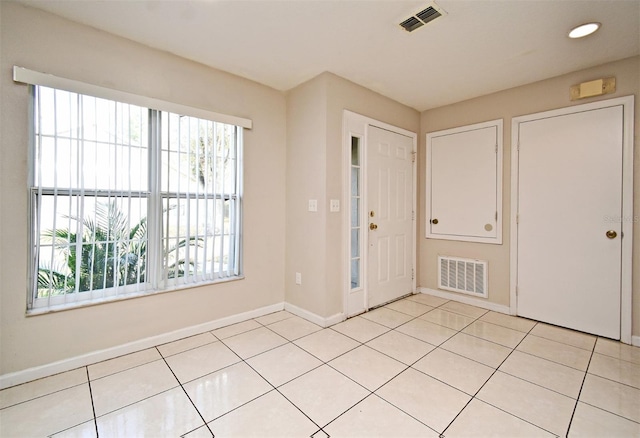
[511,96,634,341]
[343,111,417,317]
[367,126,415,308]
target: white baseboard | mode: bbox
[0,302,284,390]
[284,302,345,328]
[418,287,511,315]
[3,294,635,389]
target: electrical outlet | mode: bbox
[330,199,340,212]
[308,199,317,212]
[295,272,302,285]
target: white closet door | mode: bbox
[427,120,502,244]
[516,105,623,338]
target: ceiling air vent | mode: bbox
[400,16,424,33]
[400,3,445,32]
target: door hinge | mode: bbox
[516,214,519,224]
[515,286,518,296]
[411,151,417,163]
[412,210,415,220]
[411,268,415,280]
[495,211,498,221]
[495,144,498,154]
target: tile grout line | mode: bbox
[216,341,326,434]
[0,380,89,411]
[335,298,456,347]
[348,303,489,437]
[239,311,424,435]
[437,319,564,438]
[255,331,379,429]
[355,302,490,437]
[155,346,215,437]
[590,349,640,368]
[119,312,628,435]
[565,339,598,435]
[577,399,640,425]
[86,366,99,438]
[525,332,596,353]
[43,370,99,438]
[317,361,441,438]
[505,348,591,374]
[586,372,640,391]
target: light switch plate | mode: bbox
[330,199,340,212]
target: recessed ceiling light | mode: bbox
[568,22,601,39]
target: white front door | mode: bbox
[367,126,414,308]
[516,104,624,339]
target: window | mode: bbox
[31,85,243,310]
[350,136,362,290]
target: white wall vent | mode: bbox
[399,3,446,32]
[438,256,488,298]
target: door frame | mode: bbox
[342,110,417,317]
[510,96,634,343]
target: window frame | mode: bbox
[18,67,250,313]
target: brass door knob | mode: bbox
[369,223,378,230]
[431,218,439,224]
[606,230,617,239]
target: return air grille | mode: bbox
[399,4,445,32]
[438,256,488,298]
[416,7,441,24]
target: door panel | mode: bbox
[428,123,500,242]
[368,126,413,308]
[517,105,623,338]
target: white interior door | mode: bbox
[367,126,414,308]
[516,105,624,339]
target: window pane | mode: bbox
[162,197,235,280]
[160,113,240,283]
[161,113,238,195]
[351,229,359,258]
[351,196,359,227]
[33,86,150,305]
[35,194,148,298]
[351,168,359,197]
[351,136,360,166]
[34,87,148,192]
[351,259,360,289]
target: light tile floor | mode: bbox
[1,295,640,437]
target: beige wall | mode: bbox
[285,74,329,317]
[0,3,287,375]
[285,72,419,318]
[419,56,640,337]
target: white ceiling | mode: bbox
[17,0,640,111]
